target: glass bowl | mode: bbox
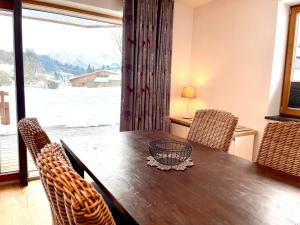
[149,140,192,166]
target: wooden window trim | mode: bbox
[0,0,13,10]
[0,172,20,183]
[281,5,300,117]
[22,0,122,25]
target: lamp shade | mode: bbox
[181,86,196,99]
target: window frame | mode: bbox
[281,5,300,117]
[0,0,122,185]
[0,0,13,10]
[22,0,122,25]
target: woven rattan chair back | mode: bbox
[257,122,300,176]
[37,143,73,225]
[187,109,238,152]
[37,143,116,225]
[18,118,72,167]
[27,117,42,128]
[18,118,51,163]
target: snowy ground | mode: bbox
[0,85,121,173]
[0,84,121,135]
[0,125,119,173]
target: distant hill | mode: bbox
[49,52,121,70]
[37,54,85,76]
[0,50,14,65]
[108,63,121,70]
[0,49,121,79]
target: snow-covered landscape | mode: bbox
[0,9,123,173]
[0,84,121,135]
[0,10,123,135]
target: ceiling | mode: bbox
[177,0,215,8]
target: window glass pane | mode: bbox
[288,13,300,109]
[0,10,19,173]
[22,9,122,177]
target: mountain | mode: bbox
[0,49,121,79]
[37,54,85,76]
[49,52,121,70]
[107,63,121,70]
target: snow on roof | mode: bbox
[94,77,109,83]
[108,75,121,81]
[69,70,119,82]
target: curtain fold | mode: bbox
[120,0,174,132]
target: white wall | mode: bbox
[170,2,194,116]
[267,2,290,116]
[182,0,280,158]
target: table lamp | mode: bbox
[181,86,196,119]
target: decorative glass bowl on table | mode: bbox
[149,140,192,166]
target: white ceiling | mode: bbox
[176,0,215,8]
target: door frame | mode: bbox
[0,0,27,186]
[14,0,27,186]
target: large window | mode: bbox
[282,5,300,116]
[21,9,122,177]
[0,5,122,180]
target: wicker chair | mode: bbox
[257,122,300,176]
[187,109,238,152]
[37,143,116,225]
[27,117,42,128]
[37,143,70,225]
[18,118,71,166]
[18,118,51,163]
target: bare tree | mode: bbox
[110,27,123,56]
[0,70,11,86]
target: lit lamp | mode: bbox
[181,86,196,119]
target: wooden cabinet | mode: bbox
[170,115,257,161]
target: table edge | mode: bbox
[60,139,138,224]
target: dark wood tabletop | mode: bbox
[61,131,300,225]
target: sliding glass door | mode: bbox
[21,9,122,176]
[0,2,122,182]
[0,9,19,175]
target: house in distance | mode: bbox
[69,70,121,88]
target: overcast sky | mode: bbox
[0,10,121,57]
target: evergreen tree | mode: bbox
[101,65,110,70]
[86,64,93,73]
[0,70,11,86]
[24,49,37,59]
[54,72,61,80]
[23,49,45,84]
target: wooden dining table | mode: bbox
[61,131,300,225]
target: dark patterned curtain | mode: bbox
[120,0,174,132]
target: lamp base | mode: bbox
[182,115,193,120]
